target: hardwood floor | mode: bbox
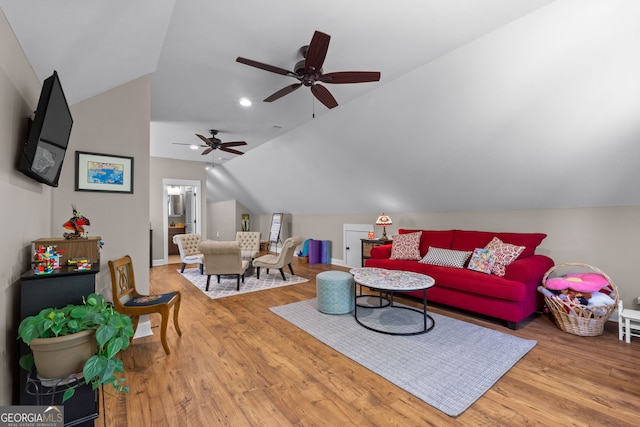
[98,258,640,426]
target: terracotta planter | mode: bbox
[29,329,97,379]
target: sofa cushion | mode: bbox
[485,237,525,276]
[419,247,471,268]
[451,230,546,258]
[467,248,496,274]
[390,232,422,260]
[399,229,454,257]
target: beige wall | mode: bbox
[0,10,152,404]
[52,75,151,297]
[0,9,52,405]
[207,200,238,242]
[149,157,207,261]
[258,206,640,308]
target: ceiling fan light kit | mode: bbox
[236,30,381,109]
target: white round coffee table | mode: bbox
[350,267,435,335]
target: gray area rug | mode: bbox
[179,267,308,300]
[270,298,536,416]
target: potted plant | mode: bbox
[18,293,135,402]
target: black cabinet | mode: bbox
[19,265,100,426]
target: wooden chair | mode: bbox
[253,236,304,280]
[108,255,182,355]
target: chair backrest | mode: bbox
[173,234,202,258]
[236,231,261,257]
[279,236,304,265]
[199,241,243,275]
[108,255,138,309]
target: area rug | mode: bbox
[270,298,536,417]
[179,267,309,300]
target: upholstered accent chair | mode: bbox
[253,236,304,280]
[199,241,250,291]
[173,233,204,274]
[108,255,182,355]
[236,231,261,260]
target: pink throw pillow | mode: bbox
[390,232,422,260]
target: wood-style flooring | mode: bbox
[97,257,640,426]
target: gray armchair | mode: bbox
[253,236,304,280]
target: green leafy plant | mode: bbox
[18,293,135,402]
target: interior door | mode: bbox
[345,229,370,268]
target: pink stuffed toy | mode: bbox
[545,273,608,293]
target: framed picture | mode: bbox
[75,151,134,193]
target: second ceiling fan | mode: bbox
[236,30,381,109]
[195,130,247,156]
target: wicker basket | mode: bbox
[542,262,618,336]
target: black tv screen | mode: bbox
[18,70,73,187]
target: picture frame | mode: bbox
[75,151,134,193]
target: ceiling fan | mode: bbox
[236,30,381,109]
[174,130,247,156]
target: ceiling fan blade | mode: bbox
[264,83,303,102]
[311,84,338,109]
[201,147,214,155]
[196,134,212,145]
[219,147,245,156]
[236,57,295,76]
[320,71,381,84]
[221,141,248,147]
[305,31,330,71]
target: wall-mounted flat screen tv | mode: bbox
[18,70,73,187]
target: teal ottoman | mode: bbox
[316,270,355,314]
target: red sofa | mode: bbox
[365,229,554,329]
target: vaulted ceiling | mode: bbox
[2,0,639,215]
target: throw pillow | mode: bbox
[467,248,496,275]
[419,247,472,268]
[390,232,422,260]
[485,237,525,277]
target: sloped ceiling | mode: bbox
[2,1,639,215]
[208,0,640,215]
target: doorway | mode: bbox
[163,178,202,265]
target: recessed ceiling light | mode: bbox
[239,98,252,107]
[189,144,199,150]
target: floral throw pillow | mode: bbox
[390,232,422,260]
[467,248,496,274]
[485,237,525,276]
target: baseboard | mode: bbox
[133,317,153,339]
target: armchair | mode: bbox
[253,236,304,280]
[236,231,261,260]
[200,241,250,291]
[173,233,204,274]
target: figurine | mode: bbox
[63,205,90,239]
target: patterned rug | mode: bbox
[178,267,309,300]
[271,298,536,417]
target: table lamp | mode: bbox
[375,213,392,240]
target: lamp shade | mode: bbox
[375,214,392,226]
